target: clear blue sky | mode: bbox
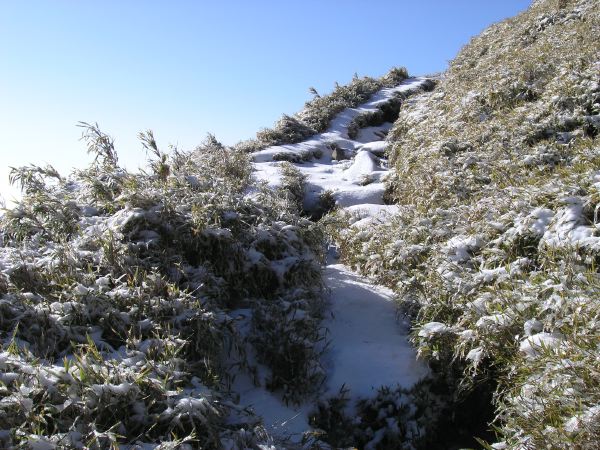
[0,1,530,204]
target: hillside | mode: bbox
[0,0,599,448]
[336,0,600,448]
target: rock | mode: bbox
[331,146,349,161]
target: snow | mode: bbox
[466,347,484,365]
[358,140,388,155]
[91,382,136,397]
[252,78,431,211]
[477,258,529,283]
[0,77,434,447]
[25,437,55,450]
[234,260,427,443]
[343,150,381,182]
[234,376,311,443]
[523,319,543,336]
[355,123,394,143]
[564,405,600,434]
[443,235,483,263]
[541,197,600,250]
[418,322,452,338]
[346,203,400,228]
[235,78,432,442]
[476,313,512,330]
[519,332,563,358]
[524,208,554,236]
[322,263,427,399]
[174,397,214,416]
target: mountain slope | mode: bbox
[1,0,598,448]
[336,0,600,447]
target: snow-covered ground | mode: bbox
[253,78,430,211]
[322,263,427,398]
[239,78,432,443]
[233,261,427,444]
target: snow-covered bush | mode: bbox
[0,124,326,447]
[277,162,307,216]
[307,374,496,450]
[271,148,321,164]
[256,115,317,147]
[298,68,408,133]
[347,79,436,140]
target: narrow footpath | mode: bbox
[238,78,433,443]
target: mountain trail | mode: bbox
[239,78,434,443]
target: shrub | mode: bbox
[256,114,316,146]
[278,162,307,215]
[0,124,326,447]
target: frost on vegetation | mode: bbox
[417,322,452,338]
[518,331,562,358]
[1,0,599,447]
[235,67,409,152]
[330,0,600,447]
[0,126,327,447]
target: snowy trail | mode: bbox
[253,77,431,211]
[240,77,432,443]
[234,261,427,444]
[322,264,427,399]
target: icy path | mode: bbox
[239,77,432,443]
[234,260,427,444]
[322,263,427,399]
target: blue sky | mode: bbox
[0,1,530,203]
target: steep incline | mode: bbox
[253,77,432,212]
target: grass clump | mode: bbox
[347,78,436,140]
[278,162,308,215]
[255,114,317,147]
[298,67,408,133]
[272,148,322,164]
[307,375,496,450]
